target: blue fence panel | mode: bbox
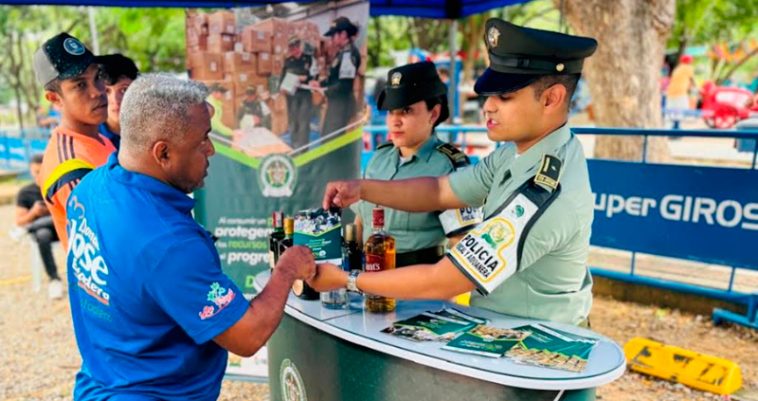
[589,159,758,269]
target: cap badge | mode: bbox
[556,63,565,72]
[487,27,500,49]
[391,72,402,87]
[63,38,85,56]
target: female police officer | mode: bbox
[354,61,480,267]
[311,18,598,331]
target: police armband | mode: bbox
[446,155,563,295]
[438,207,483,237]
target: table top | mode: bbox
[254,272,626,390]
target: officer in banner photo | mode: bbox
[311,16,361,138]
[311,19,598,328]
[280,35,315,150]
[355,61,481,267]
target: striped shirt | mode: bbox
[38,127,115,249]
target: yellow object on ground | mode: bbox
[624,337,742,395]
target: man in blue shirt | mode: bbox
[66,74,315,400]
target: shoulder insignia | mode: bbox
[376,141,394,150]
[435,143,470,169]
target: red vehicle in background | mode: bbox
[699,82,758,129]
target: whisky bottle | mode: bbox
[269,211,284,271]
[364,208,396,312]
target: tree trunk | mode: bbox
[559,0,675,162]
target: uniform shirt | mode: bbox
[66,154,249,401]
[282,53,314,94]
[38,126,116,249]
[448,125,593,325]
[321,43,361,99]
[356,135,457,253]
[99,123,120,151]
[208,96,234,138]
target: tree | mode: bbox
[559,0,676,162]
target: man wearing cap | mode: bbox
[237,86,270,130]
[311,16,361,138]
[355,61,481,268]
[312,19,598,331]
[98,53,139,150]
[34,32,115,249]
[280,36,315,150]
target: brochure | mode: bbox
[382,312,476,342]
[442,325,530,358]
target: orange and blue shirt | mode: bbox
[66,154,248,400]
[38,126,115,249]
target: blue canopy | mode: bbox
[0,0,525,18]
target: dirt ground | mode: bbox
[0,195,755,401]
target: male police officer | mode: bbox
[281,36,315,149]
[311,19,598,329]
[311,16,361,138]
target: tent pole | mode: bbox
[88,7,100,54]
[448,18,458,125]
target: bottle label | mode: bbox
[365,253,383,272]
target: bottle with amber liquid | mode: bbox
[269,211,284,271]
[364,207,396,312]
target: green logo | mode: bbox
[515,205,524,218]
[280,359,307,401]
[258,154,297,197]
[482,221,510,248]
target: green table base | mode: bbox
[267,314,596,401]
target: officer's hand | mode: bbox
[306,263,347,292]
[322,180,361,209]
[276,246,316,281]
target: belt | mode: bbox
[396,246,445,268]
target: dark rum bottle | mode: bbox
[285,217,319,300]
[364,208,396,312]
[269,211,284,271]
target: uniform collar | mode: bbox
[509,124,571,179]
[395,134,438,164]
[104,153,195,214]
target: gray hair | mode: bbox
[120,73,209,153]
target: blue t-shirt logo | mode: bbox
[68,195,111,305]
[200,282,237,320]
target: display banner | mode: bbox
[589,159,758,269]
[188,2,369,296]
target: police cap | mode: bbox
[474,19,597,96]
[377,61,449,123]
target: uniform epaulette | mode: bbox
[435,143,470,169]
[376,141,394,150]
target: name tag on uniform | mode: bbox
[438,207,483,237]
[448,194,538,294]
[339,52,356,79]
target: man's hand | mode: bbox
[276,246,316,281]
[306,263,348,292]
[322,180,361,209]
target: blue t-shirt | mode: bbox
[99,123,120,150]
[66,154,248,401]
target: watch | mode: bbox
[346,270,362,294]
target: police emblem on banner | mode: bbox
[258,154,297,197]
[280,359,308,401]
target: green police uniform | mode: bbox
[321,17,361,138]
[448,125,593,325]
[357,62,480,267]
[357,136,466,259]
[282,37,315,150]
[444,19,598,327]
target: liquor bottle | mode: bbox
[277,217,294,259]
[268,211,284,271]
[343,223,364,310]
[364,208,396,312]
